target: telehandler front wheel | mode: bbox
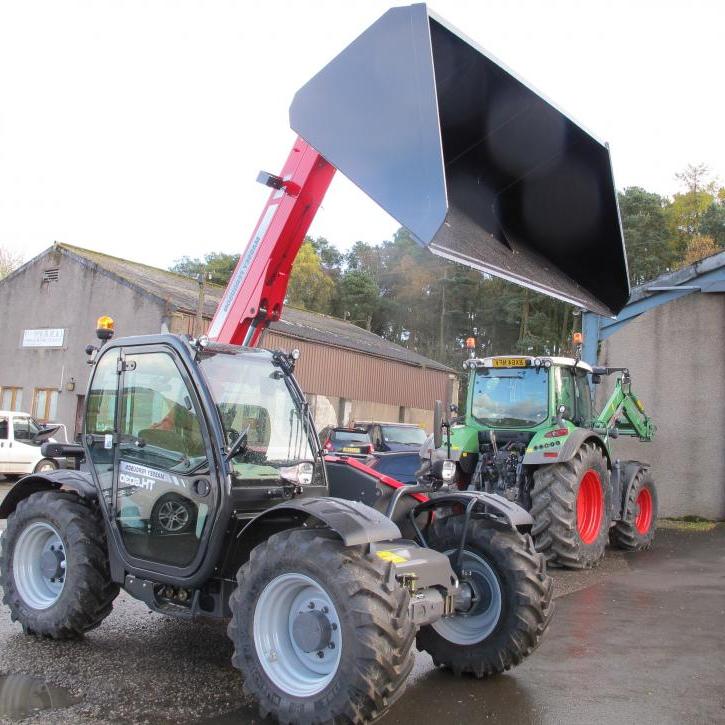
[416,516,553,678]
[531,442,612,569]
[228,528,415,724]
[610,470,658,550]
[0,491,119,639]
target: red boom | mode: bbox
[207,137,335,346]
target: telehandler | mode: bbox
[0,4,633,722]
[421,338,657,569]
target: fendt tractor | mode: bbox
[0,4,636,723]
[421,337,658,570]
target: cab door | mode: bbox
[112,347,217,570]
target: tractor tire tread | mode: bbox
[416,516,552,679]
[0,491,119,639]
[227,527,414,724]
[530,442,611,569]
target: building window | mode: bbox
[0,387,23,411]
[32,388,59,422]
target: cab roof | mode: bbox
[466,355,594,374]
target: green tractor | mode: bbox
[421,342,657,569]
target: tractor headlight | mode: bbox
[441,460,456,482]
[280,461,314,486]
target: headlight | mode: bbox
[441,460,456,481]
[280,461,314,486]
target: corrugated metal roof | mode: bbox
[52,243,453,373]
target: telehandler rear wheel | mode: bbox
[416,516,552,678]
[0,491,119,638]
[531,442,611,569]
[227,528,415,724]
[610,469,658,550]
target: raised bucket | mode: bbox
[290,3,629,316]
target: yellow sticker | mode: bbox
[376,550,408,564]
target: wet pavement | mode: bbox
[0,480,723,724]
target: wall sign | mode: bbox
[22,328,65,348]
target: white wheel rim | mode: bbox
[12,522,66,610]
[432,549,502,645]
[253,572,342,697]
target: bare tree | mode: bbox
[0,247,24,280]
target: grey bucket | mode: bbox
[290,3,629,316]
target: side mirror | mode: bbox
[449,403,459,414]
[433,400,443,449]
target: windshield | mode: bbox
[381,426,426,445]
[472,367,549,428]
[199,352,316,480]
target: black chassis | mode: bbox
[0,333,535,620]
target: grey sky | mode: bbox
[1,0,722,269]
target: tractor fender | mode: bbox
[238,496,402,547]
[0,470,98,519]
[412,491,534,530]
[555,429,612,468]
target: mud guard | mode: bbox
[533,429,612,468]
[0,470,98,519]
[238,497,402,547]
[413,491,534,531]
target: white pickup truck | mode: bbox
[0,411,65,479]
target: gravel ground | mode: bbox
[0,481,633,724]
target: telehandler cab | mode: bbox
[421,339,658,569]
[1,4,633,722]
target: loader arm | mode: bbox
[207,138,335,346]
[593,370,656,441]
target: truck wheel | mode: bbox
[33,459,58,473]
[228,528,415,724]
[531,442,611,569]
[610,470,658,550]
[0,491,119,638]
[416,515,552,678]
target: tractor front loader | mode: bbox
[1,4,632,723]
[421,347,658,570]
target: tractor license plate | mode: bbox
[342,447,361,453]
[493,357,527,367]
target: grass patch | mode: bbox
[657,518,718,532]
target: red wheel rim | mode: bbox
[576,469,604,544]
[635,487,653,534]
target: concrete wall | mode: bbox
[0,250,166,438]
[596,292,725,520]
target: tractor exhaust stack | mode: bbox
[290,3,629,316]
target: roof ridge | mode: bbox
[55,242,226,289]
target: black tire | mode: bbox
[610,469,658,550]
[531,442,611,569]
[33,459,58,473]
[227,528,415,724]
[416,516,553,678]
[150,493,197,535]
[0,490,120,639]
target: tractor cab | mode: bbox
[83,330,324,573]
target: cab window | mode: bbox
[119,352,206,472]
[574,371,593,426]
